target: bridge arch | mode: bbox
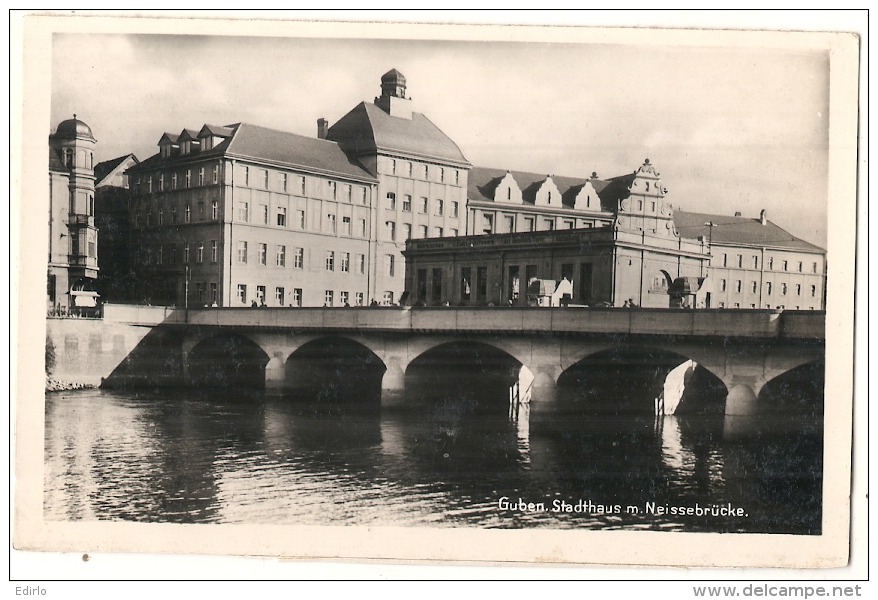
[186,332,270,389]
[283,335,387,406]
[758,358,824,421]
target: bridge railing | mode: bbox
[151,306,823,341]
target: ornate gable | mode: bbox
[534,176,561,207]
[494,171,523,203]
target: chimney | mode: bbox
[759,209,767,225]
[734,211,742,217]
[317,118,328,139]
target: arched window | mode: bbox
[64,148,74,168]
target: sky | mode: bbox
[50,26,831,247]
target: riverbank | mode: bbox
[46,378,96,393]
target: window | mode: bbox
[722,254,728,267]
[423,164,428,179]
[407,162,413,177]
[736,280,742,293]
[237,241,248,264]
[243,166,249,186]
[460,267,471,301]
[238,201,249,222]
[451,201,459,218]
[263,169,269,189]
[782,260,788,271]
[156,245,163,265]
[237,284,247,304]
[198,167,205,186]
[172,173,178,190]
[355,292,364,306]
[197,201,205,220]
[402,195,411,212]
[386,221,396,241]
[766,282,773,295]
[419,197,428,214]
[325,290,334,307]
[385,254,395,277]
[811,285,817,297]
[281,173,288,192]
[483,214,494,234]
[292,288,303,307]
[476,267,488,299]
[340,291,349,306]
[158,208,164,225]
[433,227,443,237]
[753,256,759,269]
[297,209,306,229]
[737,254,743,268]
[342,216,351,236]
[751,281,757,294]
[358,218,367,237]
[812,262,818,273]
[327,213,336,233]
[391,159,397,175]
[781,283,788,295]
[403,223,412,240]
[275,287,285,305]
[256,286,266,305]
[277,207,287,227]
[293,247,304,269]
[183,242,190,264]
[340,252,350,272]
[193,242,202,264]
[148,177,153,193]
[451,228,458,237]
[419,225,428,239]
[347,185,352,203]
[329,181,337,199]
[440,168,445,182]
[721,279,727,292]
[159,174,164,191]
[196,283,206,303]
[435,199,444,216]
[796,284,802,296]
[387,193,397,210]
[261,204,269,225]
[383,291,394,306]
[185,169,191,188]
[276,245,286,267]
[523,217,534,232]
[798,261,803,272]
[325,251,335,271]
[768,257,774,270]
[146,209,152,226]
[211,240,218,263]
[210,283,218,304]
[168,243,177,264]
[356,254,365,274]
[212,200,218,220]
[564,220,575,230]
[258,243,267,265]
[213,165,219,184]
[505,215,515,232]
[299,176,306,195]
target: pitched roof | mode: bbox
[128,122,376,182]
[673,210,824,252]
[327,102,470,168]
[198,124,235,138]
[94,154,137,183]
[468,166,619,211]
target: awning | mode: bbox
[71,289,100,307]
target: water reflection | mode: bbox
[44,388,821,533]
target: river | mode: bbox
[43,387,823,533]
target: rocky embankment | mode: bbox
[46,378,96,393]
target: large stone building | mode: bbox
[47,116,99,313]
[94,154,140,302]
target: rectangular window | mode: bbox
[211,240,218,263]
[185,169,191,188]
[402,195,411,212]
[147,177,152,193]
[243,166,249,187]
[237,241,248,264]
[282,173,288,192]
[197,201,204,219]
[276,245,286,267]
[294,247,304,269]
[325,251,335,271]
[523,217,535,232]
[183,242,190,264]
[768,257,774,270]
[210,283,218,304]
[297,209,306,229]
[391,159,397,175]
[781,283,788,295]
[237,284,247,304]
[737,254,743,268]
[342,216,351,236]
[196,282,206,303]
[159,174,164,191]
[736,280,742,293]
[258,243,267,265]
[340,291,349,306]
[722,253,728,267]
[277,207,287,227]
[451,201,459,218]
[419,225,428,239]
[196,242,204,264]
[461,267,471,301]
[261,204,269,225]
[435,199,444,216]
[477,267,488,299]
[327,213,336,233]
[275,287,285,305]
[292,288,303,307]
[782,260,788,271]
[403,223,412,240]
[433,227,443,238]
[483,214,494,234]
[505,215,515,232]
[358,218,367,237]
[340,252,350,273]
[751,281,757,294]
[796,284,802,296]
[385,254,395,277]
[238,201,249,222]
[355,292,364,306]
[455,170,460,185]
[813,261,818,273]
[407,162,413,177]
[766,282,773,295]
[798,261,803,272]
[263,169,269,189]
[753,256,759,269]
[811,285,817,297]
[451,228,458,237]
[198,167,205,186]
[156,245,163,265]
[423,165,428,179]
[721,279,727,292]
[299,176,306,195]
[356,254,365,274]
[172,173,178,190]
[386,221,396,241]
[212,200,218,220]
[347,185,352,203]
[387,193,397,210]
[256,286,266,305]
[431,268,443,302]
[329,181,337,199]
[325,290,334,307]
[158,208,164,225]
[419,197,428,213]
[383,291,394,306]
[213,165,219,184]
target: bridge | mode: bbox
[102,305,825,437]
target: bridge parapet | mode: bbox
[153,306,823,342]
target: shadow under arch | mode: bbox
[284,336,386,407]
[758,359,825,423]
[188,332,270,389]
[557,345,728,417]
[404,340,530,415]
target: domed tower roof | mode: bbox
[380,68,407,99]
[381,68,406,85]
[54,114,96,142]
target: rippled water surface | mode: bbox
[44,389,822,533]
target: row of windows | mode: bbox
[236,202,370,238]
[717,302,818,310]
[389,159,461,185]
[134,199,219,228]
[481,213,594,234]
[139,240,219,265]
[320,250,367,274]
[62,148,94,170]
[720,253,819,273]
[233,284,373,308]
[719,279,818,297]
[385,221,459,241]
[135,165,221,193]
[386,194,459,217]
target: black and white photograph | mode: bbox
[12,12,862,577]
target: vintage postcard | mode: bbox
[12,12,862,576]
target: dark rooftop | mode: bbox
[674,210,824,252]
